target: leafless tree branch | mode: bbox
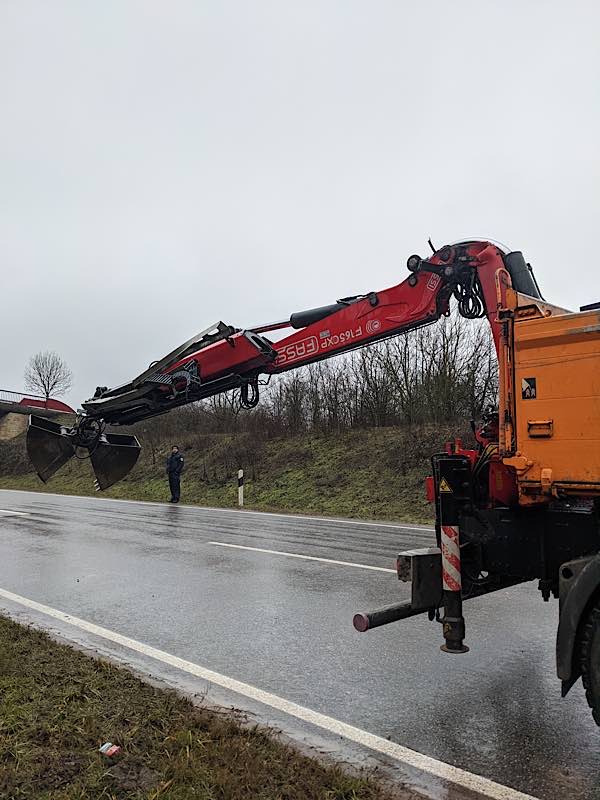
[24,351,73,399]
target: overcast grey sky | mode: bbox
[1,1,599,407]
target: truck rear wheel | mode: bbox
[580,599,600,726]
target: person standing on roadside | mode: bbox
[166,445,184,503]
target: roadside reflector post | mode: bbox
[238,469,244,507]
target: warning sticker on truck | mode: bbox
[522,377,537,399]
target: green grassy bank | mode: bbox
[0,424,468,523]
[0,614,412,799]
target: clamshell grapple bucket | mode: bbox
[26,415,141,490]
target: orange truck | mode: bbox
[26,239,600,724]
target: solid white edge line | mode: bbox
[0,488,433,532]
[209,541,397,573]
[0,509,28,516]
[0,586,538,800]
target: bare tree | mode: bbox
[24,351,73,399]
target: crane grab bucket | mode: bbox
[26,415,141,491]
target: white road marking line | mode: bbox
[0,489,434,532]
[0,587,537,800]
[209,541,397,573]
[190,506,433,532]
[0,509,28,517]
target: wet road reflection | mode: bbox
[0,489,597,799]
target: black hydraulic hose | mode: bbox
[240,379,260,409]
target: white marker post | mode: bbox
[238,469,244,507]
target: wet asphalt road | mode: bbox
[0,489,597,800]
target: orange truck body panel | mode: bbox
[509,308,600,504]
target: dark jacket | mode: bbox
[166,452,184,475]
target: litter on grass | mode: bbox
[99,742,122,757]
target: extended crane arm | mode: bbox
[26,240,542,489]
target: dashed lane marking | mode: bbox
[209,541,397,572]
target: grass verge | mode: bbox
[0,614,411,799]
[0,426,460,524]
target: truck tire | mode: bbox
[580,599,600,726]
